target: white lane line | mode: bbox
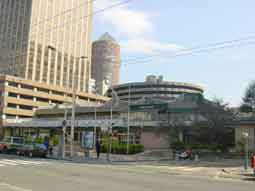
[3,159,38,165]
[0,182,32,191]
[2,159,48,165]
[0,160,19,166]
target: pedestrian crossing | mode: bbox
[0,159,48,168]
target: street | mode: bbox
[0,155,254,191]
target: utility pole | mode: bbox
[94,105,97,148]
[126,84,131,154]
[70,80,76,158]
[70,56,88,158]
[107,91,113,162]
[243,132,249,171]
[62,102,68,159]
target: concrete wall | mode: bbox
[140,129,169,150]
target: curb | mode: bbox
[218,169,255,182]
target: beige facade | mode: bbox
[0,75,109,135]
[0,0,92,92]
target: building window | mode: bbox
[20,94,33,100]
[20,84,33,90]
[8,92,18,98]
[8,81,18,87]
[42,47,49,82]
[37,88,49,94]
[52,90,64,96]
[7,103,17,108]
[19,105,33,110]
[63,54,68,87]
[56,52,62,86]
[37,97,49,103]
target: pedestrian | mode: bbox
[96,139,101,159]
[43,137,49,150]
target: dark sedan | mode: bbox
[17,144,48,158]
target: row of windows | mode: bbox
[7,90,95,103]
[7,103,33,111]
[114,84,203,93]
[117,91,201,97]
[7,80,68,96]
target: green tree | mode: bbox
[242,81,255,112]
[192,98,236,150]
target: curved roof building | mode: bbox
[108,75,204,102]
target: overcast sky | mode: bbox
[92,0,255,106]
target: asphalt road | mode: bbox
[0,154,254,191]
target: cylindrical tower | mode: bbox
[91,33,121,95]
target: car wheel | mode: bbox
[2,147,7,154]
[28,152,33,158]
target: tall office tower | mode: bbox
[0,0,93,92]
[91,33,121,95]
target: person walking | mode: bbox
[96,139,101,159]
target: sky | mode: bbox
[92,0,255,107]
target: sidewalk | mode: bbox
[219,167,255,181]
[49,150,255,181]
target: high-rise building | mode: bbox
[0,0,93,92]
[91,33,121,95]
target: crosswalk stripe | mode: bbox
[0,159,49,167]
[0,160,19,166]
[2,159,33,165]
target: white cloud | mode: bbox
[121,38,182,54]
[94,0,183,56]
[95,0,152,37]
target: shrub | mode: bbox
[34,137,44,144]
[101,143,144,154]
[171,141,185,151]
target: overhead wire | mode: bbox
[0,0,98,46]
[120,36,255,67]
[3,0,134,62]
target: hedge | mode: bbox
[101,143,144,154]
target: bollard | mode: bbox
[194,154,199,161]
[251,155,255,176]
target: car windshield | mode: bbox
[34,144,47,150]
[12,137,24,144]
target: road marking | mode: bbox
[3,159,32,165]
[0,159,49,167]
[0,182,32,191]
[0,160,19,166]
[4,159,48,165]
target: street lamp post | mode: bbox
[70,56,88,158]
[242,132,249,171]
[126,84,131,154]
[106,86,117,162]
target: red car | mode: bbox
[0,137,24,154]
[0,142,8,153]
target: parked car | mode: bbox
[16,143,48,158]
[0,137,24,154]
